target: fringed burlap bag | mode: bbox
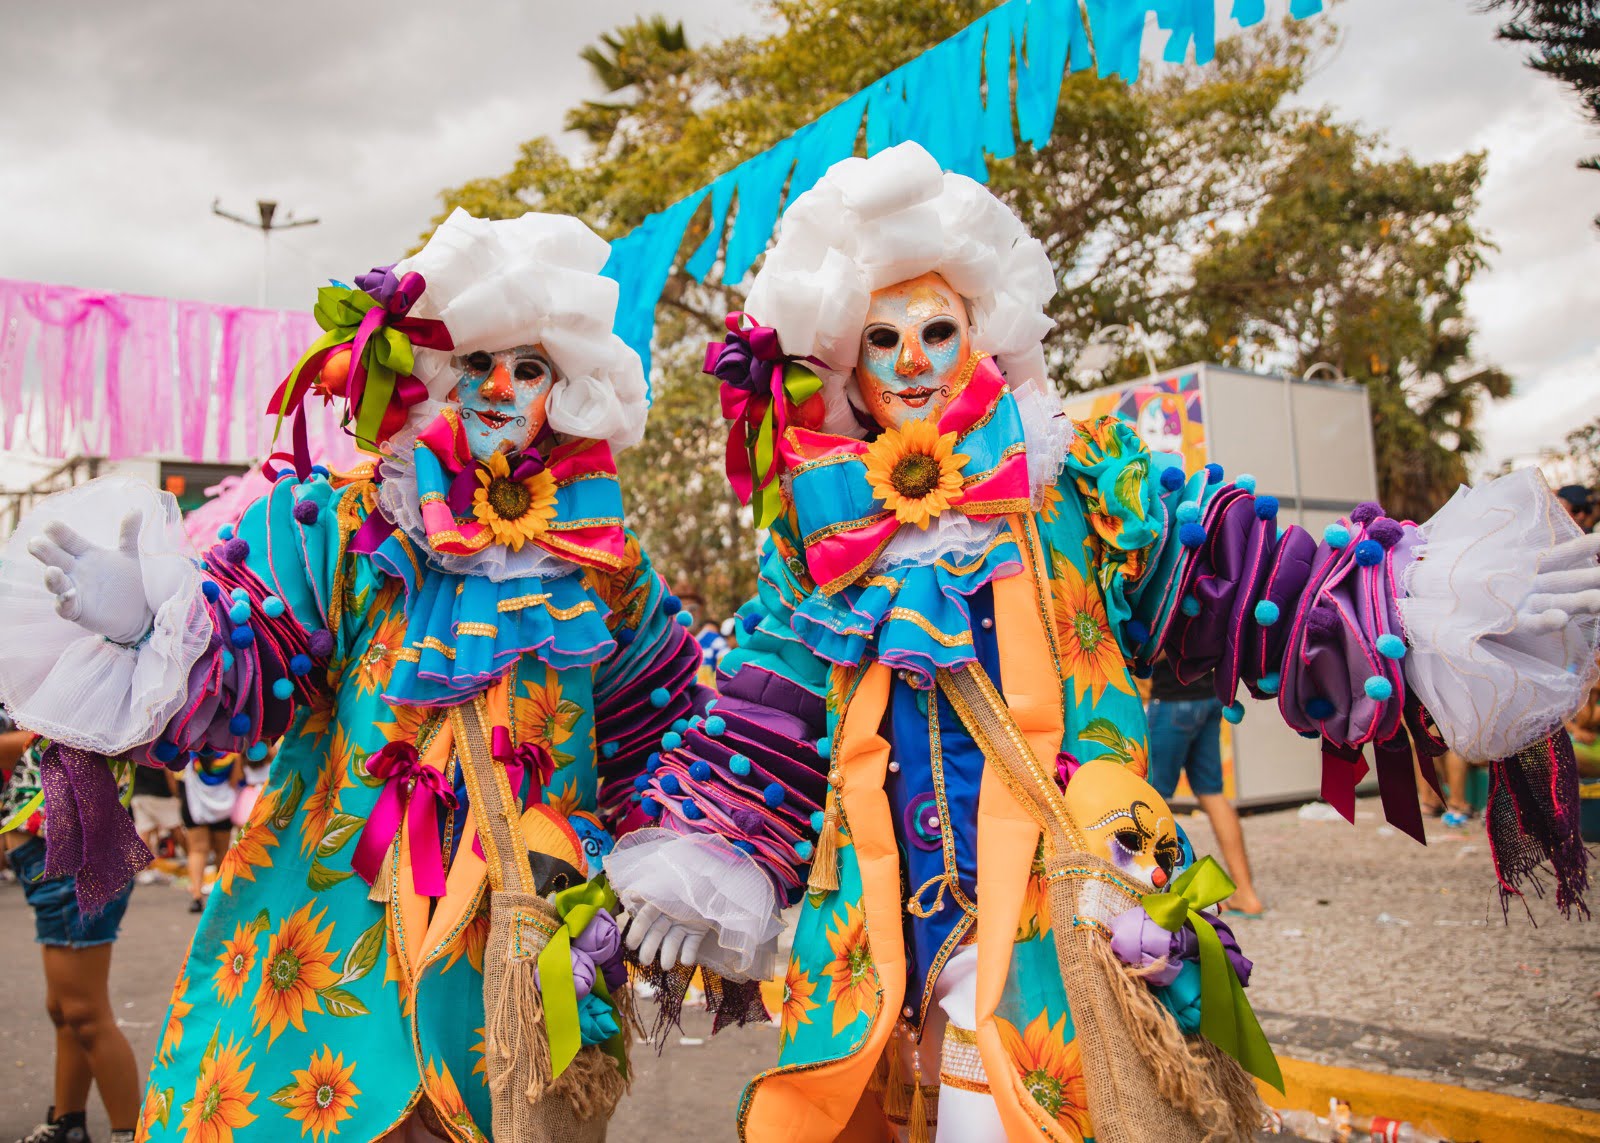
[452,700,623,1142]
[938,667,1265,1143]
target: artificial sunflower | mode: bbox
[471,451,557,551]
[862,419,968,529]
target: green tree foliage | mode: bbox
[1485,1,1600,172]
[432,4,1507,610]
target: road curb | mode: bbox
[1258,1058,1600,1141]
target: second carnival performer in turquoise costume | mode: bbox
[0,211,758,1142]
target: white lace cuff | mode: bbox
[1399,467,1600,761]
[0,478,212,755]
[603,827,783,981]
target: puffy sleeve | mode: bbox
[602,527,831,982]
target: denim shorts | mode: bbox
[11,835,132,948]
[1145,697,1225,798]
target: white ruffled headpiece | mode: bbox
[395,208,649,452]
[743,142,1057,437]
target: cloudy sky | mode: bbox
[1,0,1595,471]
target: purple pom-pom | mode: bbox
[223,537,250,562]
[308,629,335,657]
[731,808,763,833]
[1350,501,1382,524]
[293,500,320,526]
[1367,518,1403,548]
[1305,605,1339,638]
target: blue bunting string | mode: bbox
[600,0,1323,382]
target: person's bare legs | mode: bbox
[184,824,211,903]
[43,975,94,1117]
[1440,751,1470,815]
[42,944,141,1130]
[1196,792,1263,914]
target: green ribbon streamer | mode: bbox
[537,878,623,1080]
[1,790,43,834]
[1141,855,1283,1091]
[750,361,824,529]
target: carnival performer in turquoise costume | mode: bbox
[0,210,733,1142]
[604,143,1600,1143]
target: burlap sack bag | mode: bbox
[452,702,623,1142]
[939,668,1264,1143]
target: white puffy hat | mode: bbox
[743,142,1057,436]
[396,208,649,452]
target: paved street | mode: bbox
[2,794,1593,1140]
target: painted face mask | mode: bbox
[854,271,973,431]
[449,344,557,461]
[1063,760,1185,889]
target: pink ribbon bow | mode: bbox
[351,741,458,898]
[471,728,556,861]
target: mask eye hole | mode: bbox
[1112,829,1144,854]
[513,357,549,383]
[464,351,494,373]
[866,327,899,351]
[923,319,957,347]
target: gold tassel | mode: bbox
[881,1036,910,1119]
[908,1078,932,1143]
[366,844,396,904]
[806,789,842,893]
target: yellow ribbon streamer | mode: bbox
[536,878,623,1080]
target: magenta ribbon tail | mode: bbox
[407,779,449,898]
[39,744,151,917]
[352,781,405,887]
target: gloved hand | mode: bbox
[623,902,711,971]
[1516,532,1600,636]
[26,512,154,646]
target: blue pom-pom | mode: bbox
[1181,595,1201,618]
[1254,495,1279,520]
[1235,473,1257,494]
[1133,661,1154,679]
[1364,675,1394,701]
[1205,463,1224,484]
[633,775,650,792]
[1126,619,1150,647]
[704,699,717,711]
[1377,634,1407,660]
[763,782,785,808]
[275,469,296,482]
[674,611,694,628]
[601,741,619,758]
[742,612,761,633]
[222,650,235,671]
[616,628,635,647]
[794,840,815,860]
[1354,539,1383,567]
[1324,523,1351,548]
[1222,701,1245,724]
[671,718,689,733]
[292,500,320,526]
[682,799,704,821]
[1258,671,1281,695]
[271,677,294,701]
[649,688,670,709]
[1179,522,1206,548]
[660,773,682,795]
[1176,501,1200,524]
[646,752,662,773]
[246,742,268,762]
[231,588,249,602]
[218,524,235,541]
[289,654,312,676]
[1160,466,1185,491]
[689,760,712,781]
[152,739,180,763]
[1253,600,1281,626]
[1298,729,1322,740]
[202,580,221,602]
[229,713,252,736]
[1306,697,1335,721]
[816,736,832,760]
[730,754,752,776]
[661,731,683,750]
[223,537,250,562]
[310,464,330,478]
[640,796,661,817]
[732,839,756,855]
[811,811,827,833]
[689,716,704,730]
[706,716,726,737]
[229,625,255,648]
[662,595,682,616]
[228,600,251,624]
[261,596,286,618]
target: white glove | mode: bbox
[27,512,154,646]
[1514,532,1600,636]
[624,903,711,971]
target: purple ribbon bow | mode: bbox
[445,450,546,516]
[38,743,151,917]
[351,742,457,898]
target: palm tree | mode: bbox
[567,16,691,146]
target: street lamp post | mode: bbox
[211,199,320,308]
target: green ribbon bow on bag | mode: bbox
[536,879,629,1081]
[1140,855,1283,1091]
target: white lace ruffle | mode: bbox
[0,477,212,755]
[603,827,782,982]
[1013,379,1071,510]
[1399,467,1600,762]
[376,402,581,584]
